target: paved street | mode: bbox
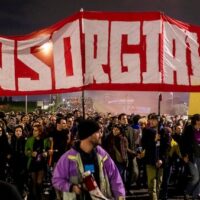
[126,185,186,200]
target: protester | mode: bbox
[20,114,32,138]
[65,114,75,148]
[161,127,182,200]
[10,125,27,197]
[105,125,129,185]
[48,117,69,166]
[141,113,170,200]
[25,124,50,200]
[182,114,200,200]
[0,125,11,181]
[52,119,125,200]
[118,113,138,194]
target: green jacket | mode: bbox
[25,136,50,170]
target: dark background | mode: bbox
[0,0,200,36]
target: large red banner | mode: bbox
[1,11,200,96]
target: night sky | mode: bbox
[0,0,200,36]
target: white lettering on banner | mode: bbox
[186,32,200,85]
[110,21,141,83]
[143,20,161,83]
[0,38,15,90]
[163,22,189,85]
[83,19,109,84]
[53,20,83,89]
[18,35,52,91]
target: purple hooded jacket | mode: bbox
[52,145,125,199]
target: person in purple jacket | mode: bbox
[52,119,125,200]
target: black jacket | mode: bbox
[182,124,200,162]
[141,127,170,166]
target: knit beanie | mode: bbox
[78,119,100,140]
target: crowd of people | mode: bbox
[0,109,199,200]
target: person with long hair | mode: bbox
[25,124,50,200]
[10,125,27,197]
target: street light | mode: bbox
[62,98,66,107]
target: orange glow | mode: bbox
[40,41,53,55]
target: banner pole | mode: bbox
[158,93,162,116]
[81,90,85,119]
[25,95,28,114]
[80,8,85,119]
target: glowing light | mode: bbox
[40,41,53,55]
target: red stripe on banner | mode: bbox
[94,34,97,59]
[159,15,164,84]
[186,37,192,86]
[64,37,74,76]
[0,43,2,69]
[82,11,162,21]
[140,21,146,83]
[83,83,200,92]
